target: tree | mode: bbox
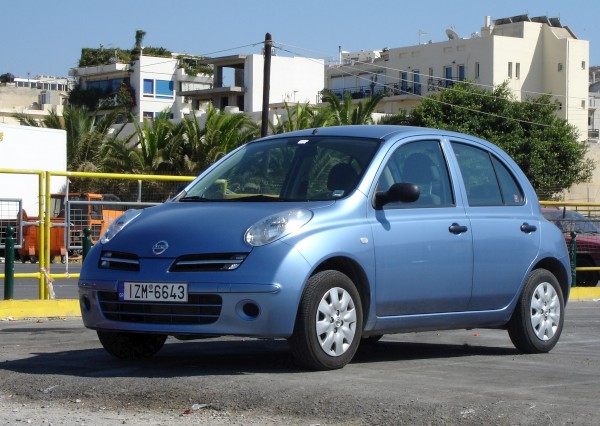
[269,101,330,134]
[320,90,385,125]
[13,106,120,172]
[390,81,593,198]
[187,105,259,173]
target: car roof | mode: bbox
[260,125,483,142]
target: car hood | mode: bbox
[101,201,331,257]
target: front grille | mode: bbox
[99,251,140,271]
[98,292,222,325]
[170,252,249,272]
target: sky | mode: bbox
[1,0,599,79]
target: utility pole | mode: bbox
[261,33,272,137]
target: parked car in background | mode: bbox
[79,125,571,370]
[542,208,600,287]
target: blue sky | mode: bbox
[1,0,598,78]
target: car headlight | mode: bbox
[244,209,313,247]
[100,209,142,244]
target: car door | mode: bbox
[369,139,474,316]
[450,141,541,311]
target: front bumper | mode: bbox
[78,242,311,338]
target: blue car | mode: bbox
[79,125,570,370]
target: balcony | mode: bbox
[589,129,599,140]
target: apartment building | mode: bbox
[0,75,72,125]
[68,54,211,122]
[327,14,589,141]
[180,54,325,118]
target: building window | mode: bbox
[582,61,586,70]
[413,70,421,95]
[444,66,453,87]
[400,71,409,92]
[143,79,174,99]
[582,100,586,109]
[508,62,513,78]
[475,62,480,79]
[515,63,521,79]
[458,65,465,81]
[143,111,153,120]
[143,79,154,97]
[155,80,174,99]
[558,63,563,72]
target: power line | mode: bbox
[276,45,553,128]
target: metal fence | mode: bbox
[0,169,195,298]
[541,201,600,287]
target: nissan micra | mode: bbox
[79,125,570,370]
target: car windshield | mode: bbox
[178,136,381,202]
[543,209,600,234]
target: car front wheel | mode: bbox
[97,331,167,359]
[289,270,363,370]
[507,269,564,353]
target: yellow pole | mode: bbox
[44,171,52,299]
[38,171,46,299]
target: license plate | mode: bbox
[119,282,188,302]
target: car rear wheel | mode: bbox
[97,331,167,359]
[507,269,564,353]
[289,270,363,370]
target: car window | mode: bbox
[377,140,454,208]
[451,142,524,206]
[182,137,380,202]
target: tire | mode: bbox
[575,257,599,287]
[97,331,167,359]
[507,269,564,353]
[289,270,363,370]
[29,256,38,264]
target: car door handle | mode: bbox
[520,222,537,233]
[449,223,468,234]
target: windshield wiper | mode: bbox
[234,195,280,202]
[179,196,211,202]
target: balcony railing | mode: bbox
[589,129,599,139]
[325,83,421,100]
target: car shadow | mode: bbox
[0,336,518,378]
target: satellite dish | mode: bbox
[446,28,459,40]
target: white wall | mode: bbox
[246,55,324,112]
[0,124,67,217]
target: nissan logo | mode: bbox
[152,240,169,255]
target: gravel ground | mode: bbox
[1,301,600,425]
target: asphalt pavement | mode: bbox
[1,301,599,425]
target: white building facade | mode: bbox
[69,54,211,122]
[327,15,589,141]
[181,54,325,116]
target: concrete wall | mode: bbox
[246,55,324,112]
[0,124,67,217]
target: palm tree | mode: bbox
[320,90,385,125]
[269,101,330,134]
[175,105,259,175]
[13,106,120,171]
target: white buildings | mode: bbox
[0,75,72,125]
[327,14,590,141]
[180,54,324,118]
[69,54,211,122]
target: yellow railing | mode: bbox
[1,169,195,299]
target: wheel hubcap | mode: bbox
[315,287,357,356]
[530,282,560,341]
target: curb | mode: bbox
[0,300,81,320]
[1,288,599,320]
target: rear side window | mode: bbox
[451,142,524,206]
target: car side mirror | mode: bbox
[374,183,420,209]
